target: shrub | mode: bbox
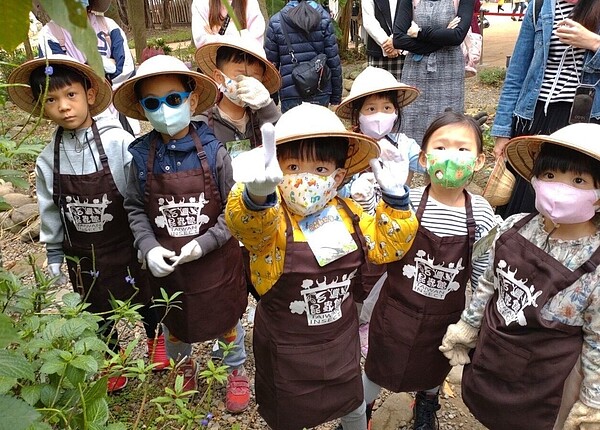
[478,67,506,87]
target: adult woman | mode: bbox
[191,0,265,48]
[492,0,600,218]
[393,0,475,146]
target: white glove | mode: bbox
[146,246,176,278]
[232,123,283,197]
[48,263,68,286]
[236,76,271,110]
[101,56,117,74]
[170,240,202,267]
[439,319,479,366]
[369,139,409,197]
[564,401,600,430]
[350,172,378,214]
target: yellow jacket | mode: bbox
[226,183,419,296]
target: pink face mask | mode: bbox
[531,177,600,225]
[359,112,397,140]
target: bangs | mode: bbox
[29,64,90,100]
[277,137,349,169]
[532,143,600,187]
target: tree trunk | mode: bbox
[23,37,34,61]
[144,0,155,29]
[336,0,351,54]
[115,0,130,28]
[31,0,51,25]
[127,0,147,62]
[162,0,172,29]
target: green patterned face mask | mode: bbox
[426,151,477,189]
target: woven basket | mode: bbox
[482,156,516,207]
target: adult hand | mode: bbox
[564,400,600,430]
[493,136,510,160]
[48,263,68,286]
[170,240,202,267]
[447,16,461,29]
[146,246,176,278]
[232,123,283,199]
[439,319,479,366]
[369,139,409,196]
[407,21,420,38]
[382,37,396,56]
[236,76,271,110]
[557,19,600,51]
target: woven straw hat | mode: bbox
[7,54,112,119]
[336,66,419,119]
[113,55,218,121]
[505,123,600,181]
[482,155,516,206]
[90,0,111,12]
[275,103,380,177]
[194,30,281,94]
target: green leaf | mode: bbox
[62,292,83,308]
[38,0,104,77]
[64,364,86,386]
[0,0,31,52]
[27,422,52,430]
[106,424,127,430]
[61,318,90,340]
[0,376,17,394]
[0,350,34,381]
[84,376,108,402]
[69,355,98,373]
[73,336,107,354]
[20,384,42,406]
[86,398,109,425]
[39,359,66,376]
[0,394,41,430]
[0,313,19,348]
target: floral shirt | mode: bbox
[462,213,600,408]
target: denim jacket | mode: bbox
[492,0,600,138]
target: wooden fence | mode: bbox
[148,0,193,26]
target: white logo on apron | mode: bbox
[154,193,210,237]
[65,194,113,233]
[289,269,357,326]
[403,250,463,300]
[495,259,542,327]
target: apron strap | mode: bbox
[337,197,368,258]
[190,126,222,204]
[91,120,110,173]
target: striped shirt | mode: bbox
[538,0,586,104]
[410,187,498,289]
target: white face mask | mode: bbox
[144,99,191,137]
[219,72,246,107]
[278,171,340,216]
[359,112,397,140]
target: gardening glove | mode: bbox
[351,172,378,214]
[48,263,68,286]
[170,240,202,267]
[146,246,176,278]
[369,139,409,196]
[102,56,117,74]
[236,76,271,110]
[470,111,489,131]
[439,319,479,366]
[232,123,283,197]
[564,401,600,430]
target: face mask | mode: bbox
[79,0,90,7]
[144,99,191,136]
[531,177,600,225]
[278,171,339,217]
[426,150,477,189]
[219,72,245,107]
[359,112,397,140]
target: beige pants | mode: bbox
[554,358,583,430]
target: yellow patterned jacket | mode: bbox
[226,183,419,296]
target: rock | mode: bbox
[343,78,354,92]
[0,212,15,231]
[349,69,362,80]
[3,193,35,208]
[0,182,15,197]
[447,365,464,385]
[7,251,45,277]
[11,203,39,225]
[20,218,40,242]
[372,392,414,429]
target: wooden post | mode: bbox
[479,9,485,64]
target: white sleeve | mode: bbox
[361,0,389,48]
[244,0,266,45]
[36,138,64,250]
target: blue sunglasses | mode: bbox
[140,91,191,112]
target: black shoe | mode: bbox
[413,391,440,430]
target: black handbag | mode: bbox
[281,20,331,99]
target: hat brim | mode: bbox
[195,42,281,95]
[482,156,515,206]
[113,71,218,121]
[7,58,112,119]
[336,85,420,119]
[505,133,600,181]
[276,131,380,177]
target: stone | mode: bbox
[11,203,39,225]
[343,78,354,92]
[3,193,35,208]
[0,182,15,197]
[20,218,40,242]
[349,69,362,80]
[372,392,414,429]
[0,212,15,231]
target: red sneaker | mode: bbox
[147,334,170,371]
[226,368,250,413]
[177,359,197,392]
[107,374,128,393]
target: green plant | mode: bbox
[147,38,173,55]
[478,67,506,87]
[0,49,32,107]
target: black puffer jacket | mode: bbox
[265,0,342,107]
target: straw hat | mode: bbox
[7,54,112,119]
[505,123,600,181]
[113,55,218,121]
[275,103,380,177]
[336,66,420,119]
[90,0,111,12]
[194,30,281,94]
[482,155,515,207]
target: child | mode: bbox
[440,122,600,430]
[225,102,418,430]
[113,55,251,413]
[7,55,167,391]
[362,111,497,429]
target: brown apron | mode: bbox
[462,213,600,430]
[253,200,365,430]
[365,186,475,392]
[144,129,246,343]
